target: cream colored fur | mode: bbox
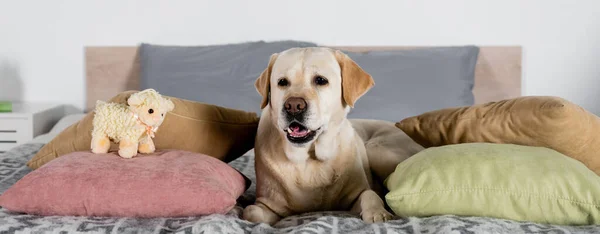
[92,101,144,142]
[243,47,424,225]
[90,89,174,158]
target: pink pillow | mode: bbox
[0,150,249,218]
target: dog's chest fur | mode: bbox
[269,143,368,212]
[290,152,344,189]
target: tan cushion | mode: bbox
[27,91,259,170]
[396,96,600,175]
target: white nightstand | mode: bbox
[0,103,69,153]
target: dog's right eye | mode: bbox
[277,78,289,87]
[314,76,329,86]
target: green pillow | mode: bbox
[384,143,600,225]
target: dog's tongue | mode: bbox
[289,125,309,137]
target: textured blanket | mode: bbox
[0,144,598,234]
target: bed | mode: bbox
[0,42,598,233]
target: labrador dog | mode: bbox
[242,47,424,225]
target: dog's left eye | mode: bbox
[314,76,328,86]
[148,109,154,114]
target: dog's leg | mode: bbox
[351,189,393,223]
[242,202,281,225]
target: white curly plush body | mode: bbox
[92,101,147,143]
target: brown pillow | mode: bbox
[396,96,600,175]
[27,91,260,170]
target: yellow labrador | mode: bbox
[242,47,423,225]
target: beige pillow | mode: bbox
[396,96,600,176]
[27,91,260,169]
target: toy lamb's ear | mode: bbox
[165,99,175,112]
[127,94,143,107]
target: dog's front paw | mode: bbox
[228,205,244,218]
[361,208,393,223]
[242,204,280,225]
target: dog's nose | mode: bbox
[284,97,307,115]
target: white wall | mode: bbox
[1,0,599,113]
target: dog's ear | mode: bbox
[255,53,279,109]
[335,50,374,107]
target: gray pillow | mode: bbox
[139,40,318,115]
[345,46,479,122]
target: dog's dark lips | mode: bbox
[284,122,320,144]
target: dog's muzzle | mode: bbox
[284,97,307,116]
[284,121,318,145]
[282,97,319,144]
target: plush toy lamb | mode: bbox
[90,89,175,158]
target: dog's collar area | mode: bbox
[131,112,158,138]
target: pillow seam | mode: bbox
[386,187,600,207]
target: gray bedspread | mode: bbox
[0,143,598,234]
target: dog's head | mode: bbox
[255,47,374,147]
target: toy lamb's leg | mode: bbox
[91,134,111,154]
[138,137,156,154]
[118,139,139,158]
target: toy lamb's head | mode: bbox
[127,89,175,128]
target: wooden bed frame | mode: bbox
[85,45,522,112]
